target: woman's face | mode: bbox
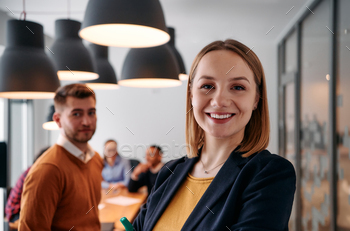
[105,142,117,164]
[190,50,259,141]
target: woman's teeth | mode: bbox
[209,113,234,119]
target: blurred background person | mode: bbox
[102,139,131,190]
[128,145,163,195]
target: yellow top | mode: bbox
[153,173,214,231]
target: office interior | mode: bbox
[0,0,349,230]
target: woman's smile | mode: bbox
[205,112,235,124]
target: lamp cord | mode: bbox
[67,0,70,19]
[19,0,26,20]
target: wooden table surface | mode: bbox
[99,187,147,230]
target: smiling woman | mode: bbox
[186,40,269,158]
[190,50,259,153]
[132,39,296,231]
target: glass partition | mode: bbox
[283,28,298,231]
[336,0,350,229]
[300,0,331,230]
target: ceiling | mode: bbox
[0,0,311,155]
[1,0,306,43]
[0,0,308,76]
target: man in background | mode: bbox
[19,84,103,231]
[128,145,164,195]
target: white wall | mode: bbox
[0,12,279,164]
[35,41,279,164]
[0,2,289,167]
[32,40,279,164]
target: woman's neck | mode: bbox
[200,134,242,166]
[190,135,242,178]
[107,156,117,166]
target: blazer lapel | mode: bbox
[144,156,199,231]
[182,149,250,230]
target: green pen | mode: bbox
[120,217,134,231]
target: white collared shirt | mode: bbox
[56,134,95,164]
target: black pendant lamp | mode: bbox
[82,44,118,90]
[120,44,182,88]
[80,0,170,48]
[49,19,99,81]
[167,27,188,81]
[0,20,60,99]
[42,105,59,130]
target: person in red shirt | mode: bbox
[5,147,49,222]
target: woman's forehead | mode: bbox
[194,50,254,81]
[106,142,117,149]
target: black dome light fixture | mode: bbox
[0,20,60,99]
[79,0,170,48]
[119,44,182,88]
[49,19,99,81]
[42,105,59,130]
[81,44,119,90]
[167,27,188,81]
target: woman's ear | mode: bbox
[189,86,193,105]
[253,93,259,110]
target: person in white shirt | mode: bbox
[19,83,103,231]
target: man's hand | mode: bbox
[131,163,151,181]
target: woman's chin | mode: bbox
[207,131,232,139]
[205,129,244,140]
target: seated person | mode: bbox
[5,147,49,223]
[102,139,131,189]
[128,145,164,194]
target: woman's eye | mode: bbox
[233,85,245,90]
[73,113,80,116]
[201,84,214,90]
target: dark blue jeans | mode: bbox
[10,213,19,223]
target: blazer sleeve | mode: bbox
[19,164,62,231]
[230,157,296,231]
[132,183,156,230]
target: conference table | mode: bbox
[6,187,147,231]
[99,187,148,231]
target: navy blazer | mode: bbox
[133,148,296,231]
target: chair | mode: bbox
[7,187,12,199]
[129,159,140,172]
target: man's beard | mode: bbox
[65,128,95,143]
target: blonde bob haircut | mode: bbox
[185,39,270,158]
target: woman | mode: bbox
[133,39,296,230]
[101,139,131,189]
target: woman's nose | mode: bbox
[211,90,231,108]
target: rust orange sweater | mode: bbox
[19,144,103,231]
